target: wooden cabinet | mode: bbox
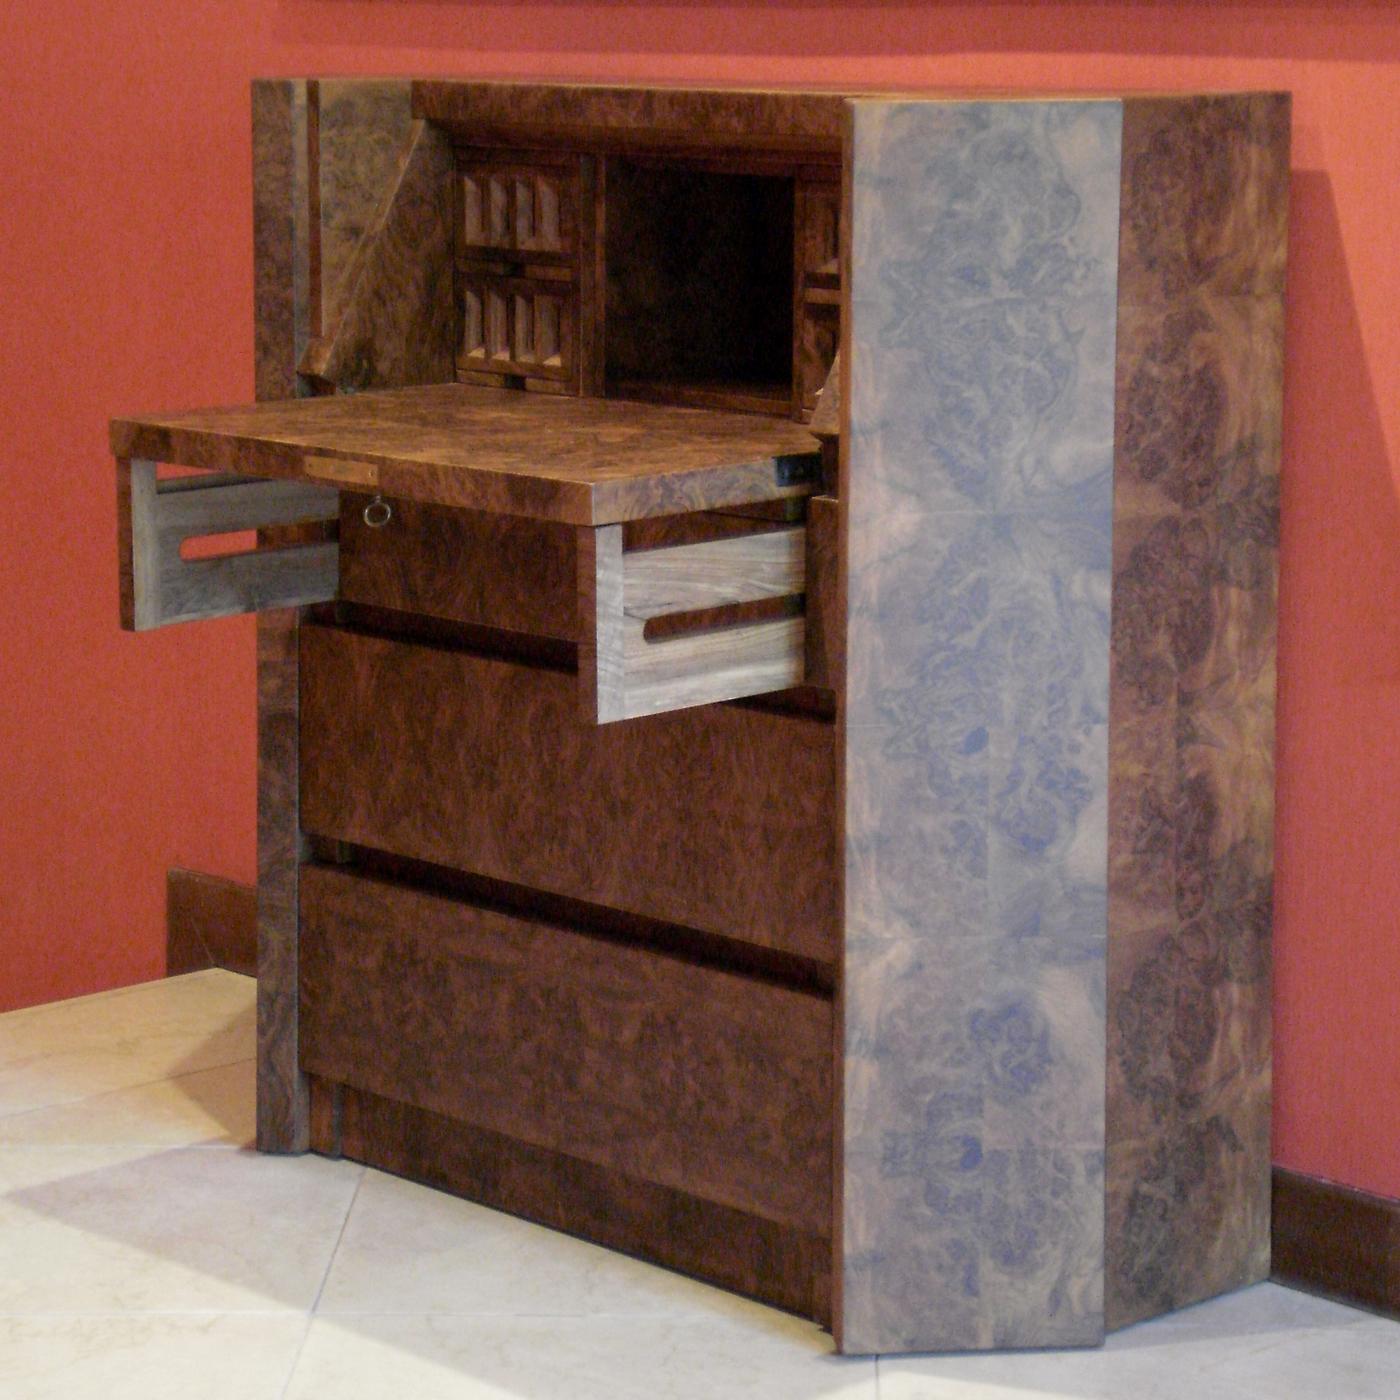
[111,80,1289,1355]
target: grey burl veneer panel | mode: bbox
[841,98,1123,1354]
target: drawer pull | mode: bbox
[362,495,393,529]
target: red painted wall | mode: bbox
[2,3,1397,1198]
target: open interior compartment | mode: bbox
[603,159,796,415]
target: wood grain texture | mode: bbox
[1271,1168,1400,1321]
[1105,93,1288,1330]
[315,80,415,338]
[111,383,822,525]
[256,606,310,1153]
[251,74,320,1156]
[414,80,847,157]
[251,79,308,402]
[116,462,338,630]
[298,624,838,962]
[165,868,257,979]
[300,119,456,392]
[330,1084,832,1320]
[841,99,1124,1353]
[583,525,807,721]
[299,864,833,1231]
[809,353,841,440]
[804,494,841,690]
[338,494,577,638]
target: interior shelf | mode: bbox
[110,383,823,526]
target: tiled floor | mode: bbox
[1,972,1395,1399]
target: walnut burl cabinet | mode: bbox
[111,80,1289,1354]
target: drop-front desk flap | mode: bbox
[112,382,827,720]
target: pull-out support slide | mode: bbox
[117,460,339,631]
[580,523,806,722]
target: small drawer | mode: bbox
[298,864,833,1232]
[298,623,839,963]
[457,273,578,385]
[337,493,578,639]
[459,160,579,262]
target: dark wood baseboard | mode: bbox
[1272,1166,1400,1319]
[166,868,257,978]
[316,1079,832,1324]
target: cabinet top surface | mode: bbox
[110,384,822,525]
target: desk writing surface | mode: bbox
[110,383,822,525]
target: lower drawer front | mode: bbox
[298,865,832,1233]
[338,495,577,638]
[298,623,838,963]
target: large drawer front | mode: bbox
[299,865,833,1232]
[298,624,838,962]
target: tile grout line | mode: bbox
[276,1163,368,1399]
[0,1055,257,1128]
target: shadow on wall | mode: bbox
[1272,168,1400,1189]
[271,0,1400,63]
[1278,169,1400,687]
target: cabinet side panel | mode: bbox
[252,79,313,1151]
[251,79,308,402]
[841,99,1123,1353]
[256,605,310,1152]
[1106,93,1289,1329]
[317,80,416,336]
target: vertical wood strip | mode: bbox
[306,79,322,340]
[251,80,304,403]
[1105,93,1289,1328]
[252,78,314,1152]
[841,99,1124,1353]
[255,606,309,1152]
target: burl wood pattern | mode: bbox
[256,606,310,1152]
[328,1086,831,1319]
[804,495,841,690]
[300,119,456,392]
[338,495,577,639]
[111,384,821,526]
[250,82,317,1154]
[842,100,1124,1353]
[414,80,847,156]
[314,80,415,338]
[1105,94,1288,1329]
[251,80,308,402]
[299,865,832,1231]
[298,624,838,962]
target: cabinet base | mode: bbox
[310,1078,833,1326]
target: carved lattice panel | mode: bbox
[459,276,576,381]
[460,164,577,261]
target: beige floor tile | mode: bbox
[1108,1281,1378,1351]
[0,1144,361,1313]
[0,1314,308,1400]
[877,1283,1396,1400]
[285,1313,874,1400]
[317,1167,778,1321]
[1204,1315,1400,1400]
[877,1345,1259,1400]
[0,1060,254,1148]
[0,972,254,1118]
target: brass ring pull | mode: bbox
[363,494,393,529]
